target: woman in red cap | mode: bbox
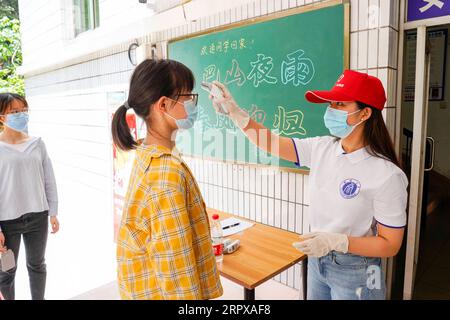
[208,69,407,300]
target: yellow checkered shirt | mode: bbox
[116,144,223,300]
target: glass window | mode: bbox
[73,0,100,36]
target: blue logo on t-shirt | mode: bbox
[340,179,361,199]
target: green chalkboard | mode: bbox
[168,2,349,169]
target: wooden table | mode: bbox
[207,208,308,300]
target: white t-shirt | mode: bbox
[292,136,408,237]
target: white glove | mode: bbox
[292,232,349,258]
[209,81,250,130]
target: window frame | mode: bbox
[73,0,100,37]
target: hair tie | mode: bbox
[124,101,131,110]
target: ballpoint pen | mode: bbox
[222,222,240,230]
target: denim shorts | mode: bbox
[307,251,386,300]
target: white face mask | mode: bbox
[4,112,29,133]
[323,107,363,138]
[164,98,198,130]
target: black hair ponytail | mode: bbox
[111,104,137,151]
[357,101,402,169]
[111,58,195,151]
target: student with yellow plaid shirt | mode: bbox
[111,59,223,300]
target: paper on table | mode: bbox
[220,217,254,237]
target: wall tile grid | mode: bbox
[350,0,399,140]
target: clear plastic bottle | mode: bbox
[211,214,224,263]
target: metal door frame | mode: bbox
[393,0,448,300]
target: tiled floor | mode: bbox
[70,277,301,300]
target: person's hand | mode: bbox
[0,232,7,253]
[292,232,349,258]
[208,81,250,129]
[50,216,60,234]
[209,81,240,114]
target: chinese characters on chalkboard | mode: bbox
[168,2,346,168]
[201,48,315,88]
[196,47,314,136]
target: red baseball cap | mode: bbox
[304,69,387,110]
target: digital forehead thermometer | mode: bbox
[201,81,229,114]
[200,81,212,92]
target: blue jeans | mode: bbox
[307,251,386,300]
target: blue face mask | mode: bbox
[5,112,29,133]
[323,106,362,138]
[165,98,198,130]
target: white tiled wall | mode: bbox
[17,0,65,67]
[16,53,136,299]
[180,156,310,289]
[19,0,400,297]
[350,0,400,140]
[17,0,154,67]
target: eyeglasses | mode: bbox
[176,93,199,107]
[7,108,29,115]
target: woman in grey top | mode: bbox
[0,93,59,300]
